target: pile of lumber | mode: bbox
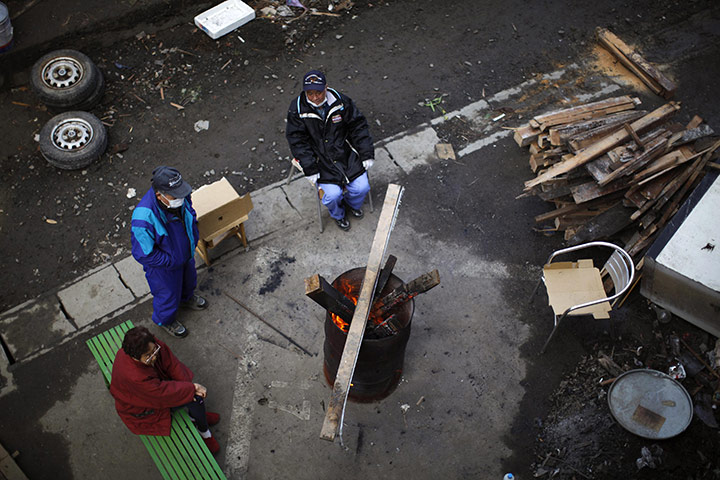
[516,95,719,259]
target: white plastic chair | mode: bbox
[285,158,374,233]
[529,241,635,354]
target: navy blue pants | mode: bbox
[173,395,209,432]
[146,259,197,326]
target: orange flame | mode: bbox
[330,277,389,333]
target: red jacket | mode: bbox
[109,338,195,436]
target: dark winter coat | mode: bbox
[286,88,374,186]
[109,338,195,436]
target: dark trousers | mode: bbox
[173,395,208,432]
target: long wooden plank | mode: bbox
[320,184,404,441]
[524,102,680,189]
[530,95,639,131]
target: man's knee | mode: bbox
[321,186,343,206]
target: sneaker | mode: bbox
[202,435,220,454]
[343,201,364,219]
[180,295,208,310]
[334,216,351,231]
[206,412,220,426]
[161,319,188,338]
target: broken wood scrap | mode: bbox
[568,202,634,245]
[571,177,631,204]
[667,124,715,149]
[624,169,677,208]
[514,124,541,147]
[529,95,640,131]
[549,110,646,147]
[630,158,700,222]
[596,27,677,99]
[567,111,647,152]
[370,270,440,318]
[524,102,681,190]
[597,132,671,187]
[305,274,356,323]
[534,192,623,223]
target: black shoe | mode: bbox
[180,295,208,310]
[343,201,364,219]
[161,320,188,338]
[335,216,351,231]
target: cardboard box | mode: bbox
[194,0,255,40]
[191,177,252,243]
[543,258,611,318]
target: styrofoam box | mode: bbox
[194,0,255,40]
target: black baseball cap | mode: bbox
[151,166,192,198]
[303,70,326,91]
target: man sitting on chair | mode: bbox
[285,70,375,231]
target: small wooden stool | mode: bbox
[191,177,253,266]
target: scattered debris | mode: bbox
[126,188,136,199]
[194,120,210,132]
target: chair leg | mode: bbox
[540,315,561,355]
[529,278,543,303]
[285,167,294,185]
[316,189,324,233]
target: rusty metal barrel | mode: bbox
[322,267,414,402]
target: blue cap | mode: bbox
[151,166,192,198]
[303,70,326,91]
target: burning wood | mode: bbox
[305,267,441,336]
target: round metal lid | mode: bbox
[607,369,693,439]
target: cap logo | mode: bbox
[168,173,182,188]
[304,74,324,85]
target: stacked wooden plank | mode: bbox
[516,96,719,259]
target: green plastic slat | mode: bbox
[141,435,173,480]
[88,336,114,384]
[156,434,192,480]
[168,421,204,479]
[147,434,184,480]
[175,411,225,479]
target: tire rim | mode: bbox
[41,57,84,89]
[51,118,94,151]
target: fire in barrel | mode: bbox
[305,255,440,401]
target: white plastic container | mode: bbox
[0,2,13,53]
[194,0,255,40]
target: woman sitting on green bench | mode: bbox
[110,326,221,454]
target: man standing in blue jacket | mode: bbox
[131,166,208,337]
[286,70,375,231]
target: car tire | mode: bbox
[74,66,105,111]
[30,49,102,110]
[39,111,108,170]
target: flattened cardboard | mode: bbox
[191,177,253,241]
[544,258,611,318]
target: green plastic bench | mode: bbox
[86,320,227,480]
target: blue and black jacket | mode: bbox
[130,188,198,270]
[285,88,374,186]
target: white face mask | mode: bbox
[162,194,184,208]
[306,94,327,108]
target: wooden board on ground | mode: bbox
[435,143,456,160]
[596,27,677,99]
[320,183,404,442]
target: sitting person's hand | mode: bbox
[306,173,320,185]
[194,383,207,398]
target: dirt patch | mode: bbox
[531,307,720,479]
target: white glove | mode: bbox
[363,159,374,170]
[306,173,319,186]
